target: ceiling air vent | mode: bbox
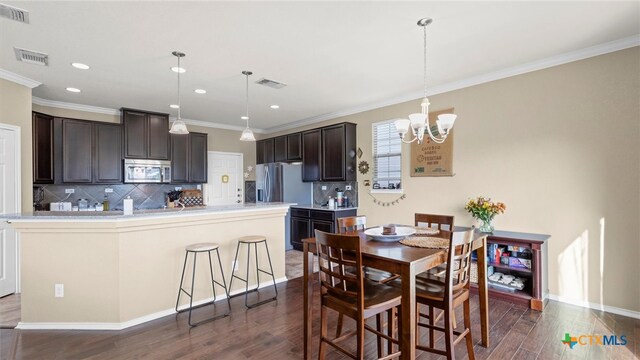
[0,3,29,23]
[14,47,48,66]
[255,78,287,89]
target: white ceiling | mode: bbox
[1,1,639,132]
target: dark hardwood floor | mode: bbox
[0,294,20,329]
[0,277,638,359]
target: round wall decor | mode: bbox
[358,161,370,175]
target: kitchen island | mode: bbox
[6,203,292,330]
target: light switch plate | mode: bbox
[104,188,114,193]
[55,284,64,298]
[321,186,327,190]
[345,185,352,190]
[175,187,182,191]
[65,189,75,194]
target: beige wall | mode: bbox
[0,78,33,211]
[271,48,640,313]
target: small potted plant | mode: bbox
[465,196,506,233]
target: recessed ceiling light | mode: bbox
[241,116,249,120]
[71,62,90,70]
[169,104,180,109]
[66,87,81,93]
[171,67,186,73]
[194,89,206,94]
[270,105,280,109]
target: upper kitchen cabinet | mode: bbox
[274,136,287,162]
[321,123,357,181]
[302,129,321,182]
[62,119,93,183]
[286,132,302,161]
[122,108,169,160]
[171,132,208,183]
[256,138,274,165]
[93,123,122,184]
[32,112,54,184]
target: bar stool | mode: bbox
[228,235,278,308]
[175,243,231,326]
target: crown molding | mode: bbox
[32,96,121,115]
[170,117,266,134]
[0,68,41,89]
[262,35,640,134]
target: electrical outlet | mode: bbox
[321,185,327,190]
[55,284,64,298]
[104,188,114,193]
[65,189,75,194]
[345,185,352,190]
[175,187,182,191]
[196,184,202,190]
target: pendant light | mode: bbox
[393,18,456,144]
[169,51,189,134]
[239,70,256,141]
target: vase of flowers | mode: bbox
[465,196,506,233]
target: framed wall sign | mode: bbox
[410,108,455,177]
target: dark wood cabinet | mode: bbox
[274,136,287,162]
[189,133,208,183]
[62,119,93,183]
[171,132,208,183]
[122,109,169,160]
[302,129,321,182]
[289,207,357,250]
[256,139,275,164]
[147,114,170,159]
[32,112,54,184]
[321,123,357,181]
[93,123,122,183]
[286,133,302,161]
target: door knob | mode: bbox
[237,194,242,197]
[236,200,241,203]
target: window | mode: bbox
[372,120,402,190]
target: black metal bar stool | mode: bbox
[175,243,231,326]
[228,235,278,308]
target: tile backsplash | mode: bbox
[244,181,256,203]
[313,181,358,207]
[35,184,198,211]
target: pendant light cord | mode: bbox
[423,23,427,99]
[177,55,181,120]
[245,73,249,127]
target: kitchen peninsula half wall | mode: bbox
[7,203,290,330]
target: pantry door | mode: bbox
[206,152,243,205]
[0,124,20,297]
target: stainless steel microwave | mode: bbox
[124,159,171,183]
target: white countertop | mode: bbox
[4,202,295,222]
[291,204,358,212]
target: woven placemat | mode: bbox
[413,227,440,236]
[400,236,449,249]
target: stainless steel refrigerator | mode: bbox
[256,163,313,250]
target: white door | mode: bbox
[206,152,244,205]
[0,126,19,297]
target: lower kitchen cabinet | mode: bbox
[289,207,357,251]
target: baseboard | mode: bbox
[16,277,288,330]
[548,293,640,320]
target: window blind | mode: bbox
[373,121,401,189]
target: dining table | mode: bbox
[302,226,490,359]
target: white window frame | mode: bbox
[371,119,403,194]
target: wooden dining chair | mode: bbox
[414,213,455,233]
[315,230,402,360]
[413,229,475,360]
[336,215,367,233]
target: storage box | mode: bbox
[509,257,532,269]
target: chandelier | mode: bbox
[394,18,456,144]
